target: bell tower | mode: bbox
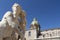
[30,18,40,30]
[30,18,41,38]
[25,18,41,40]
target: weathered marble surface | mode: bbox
[0,3,26,40]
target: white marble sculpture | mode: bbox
[12,3,26,40]
[0,11,22,40]
[12,3,26,32]
[0,3,26,40]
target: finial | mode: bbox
[31,18,38,25]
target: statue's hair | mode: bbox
[21,10,26,17]
[12,3,22,15]
[12,3,22,10]
[12,3,20,7]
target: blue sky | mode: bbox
[0,0,60,30]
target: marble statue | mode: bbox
[12,3,26,40]
[12,3,26,33]
[0,3,26,40]
[0,11,22,40]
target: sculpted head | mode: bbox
[12,3,22,16]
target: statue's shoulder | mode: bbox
[4,11,12,17]
[2,11,12,20]
[5,11,12,15]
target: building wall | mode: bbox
[25,28,60,40]
[39,29,60,39]
[25,29,37,40]
[35,37,60,40]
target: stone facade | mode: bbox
[25,18,60,40]
[25,28,60,40]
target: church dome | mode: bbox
[31,18,38,25]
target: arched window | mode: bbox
[50,34,52,37]
[43,34,45,37]
[28,31,31,36]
